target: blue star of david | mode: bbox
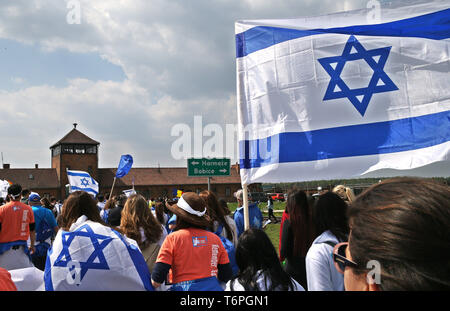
[80,178,89,187]
[318,35,398,116]
[54,224,113,283]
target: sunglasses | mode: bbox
[332,242,358,274]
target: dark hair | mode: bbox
[154,202,166,225]
[348,177,450,291]
[200,190,234,241]
[40,197,53,210]
[116,194,127,207]
[8,184,22,197]
[313,191,349,242]
[97,194,104,202]
[230,228,296,291]
[21,188,30,196]
[173,216,205,231]
[59,191,105,231]
[286,189,315,257]
[218,198,231,216]
[50,197,57,203]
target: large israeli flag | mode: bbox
[44,215,153,291]
[235,0,450,184]
[67,169,99,196]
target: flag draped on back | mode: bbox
[44,215,153,291]
[67,170,99,196]
[235,1,450,184]
[116,154,133,178]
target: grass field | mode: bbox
[227,200,285,255]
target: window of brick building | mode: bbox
[75,145,85,154]
[52,145,61,157]
[86,146,97,154]
[63,145,74,154]
[225,187,231,197]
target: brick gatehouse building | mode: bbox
[0,124,261,201]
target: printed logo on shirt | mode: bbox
[192,236,208,247]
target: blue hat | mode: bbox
[28,192,41,203]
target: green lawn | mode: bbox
[227,201,285,256]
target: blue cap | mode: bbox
[28,192,41,203]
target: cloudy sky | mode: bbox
[0,0,448,178]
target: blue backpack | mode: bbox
[214,224,239,276]
[34,217,54,257]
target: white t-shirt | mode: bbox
[225,270,305,291]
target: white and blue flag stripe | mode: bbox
[67,170,99,196]
[44,216,153,291]
[235,1,450,184]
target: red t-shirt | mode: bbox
[156,228,229,284]
[0,267,17,291]
[0,201,35,243]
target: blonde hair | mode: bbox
[332,185,355,203]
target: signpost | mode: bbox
[187,158,231,191]
[187,158,231,177]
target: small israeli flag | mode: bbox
[67,170,99,197]
[44,215,153,291]
[235,0,450,184]
[123,189,137,197]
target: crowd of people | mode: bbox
[0,176,448,291]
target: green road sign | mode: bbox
[187,158,231,177]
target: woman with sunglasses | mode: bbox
[336,177,450,291]
[305,191,349,291]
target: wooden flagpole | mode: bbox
[109,177,116,199]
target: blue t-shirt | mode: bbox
[31,205,57,242]
[233,203,263,238]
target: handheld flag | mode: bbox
[123,189,137,197]
[235,1,450,184]
[67,170,99,197]
[116,154,133,178]
[44,215,153,291]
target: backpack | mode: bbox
[34,216,54,257]
[215,224,239,276]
